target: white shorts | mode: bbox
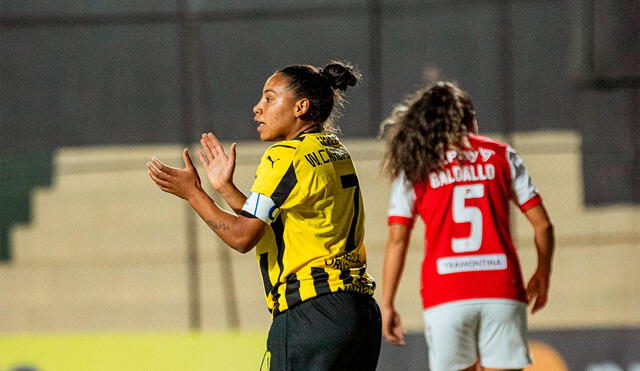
[422,299,532,371]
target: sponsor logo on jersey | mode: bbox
[316,135,340,146]
[437,254,507,274]
[445,149,488,164]
[446,150,458,163]
[479,147,495,162]
[466,150,479,163]
[266,156,280,168]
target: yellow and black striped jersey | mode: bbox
[241,132,376,315]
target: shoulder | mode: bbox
[469,134,508,151]
[294,133,350,161]
[265,140,301,154]
[261,140,302,163]
[295,133,342,149]
[468,134,513,161]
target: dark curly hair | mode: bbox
[278,61,360,134]
[382,81,476,185]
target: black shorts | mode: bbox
[265,292,381,371]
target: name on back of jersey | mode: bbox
[430,148,497,189]
[429,163,496,189]
[304,146,352,167]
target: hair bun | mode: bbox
[321,62,360,91]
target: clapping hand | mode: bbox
[147,148,202,200]
[197,132,237,193]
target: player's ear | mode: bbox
[294,98,310,118]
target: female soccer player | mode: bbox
[380,82,554,371]
[147,62,381,370]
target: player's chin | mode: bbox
[257,128,270,141]
[259,130,280,142]
[258,134,272,142]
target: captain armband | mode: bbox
[241,192,281,224]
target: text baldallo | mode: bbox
[429,164,496,189]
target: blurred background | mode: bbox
[1,0,638,370]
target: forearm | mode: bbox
[533,222,554,274]
[382,245,406,309]
[218,183,248,214]
[187,189,261,253]
[524,204,555,274]
[382,227,411,309]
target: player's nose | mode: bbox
[253,102,262,115]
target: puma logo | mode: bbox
[267,156,280,168]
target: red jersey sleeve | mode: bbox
[387,173,417,227]
[507,146,542,212]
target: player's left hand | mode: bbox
[526,268,550,314]
[147,148,202,200]
[197,132,237,194]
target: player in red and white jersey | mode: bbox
[381,82,555,371]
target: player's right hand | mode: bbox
[382,306,406,346]
[147,149,202,200]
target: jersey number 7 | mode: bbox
[341,173,360,253]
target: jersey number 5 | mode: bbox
[452,184,484,253]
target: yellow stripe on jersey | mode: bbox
[249,133,376,315]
